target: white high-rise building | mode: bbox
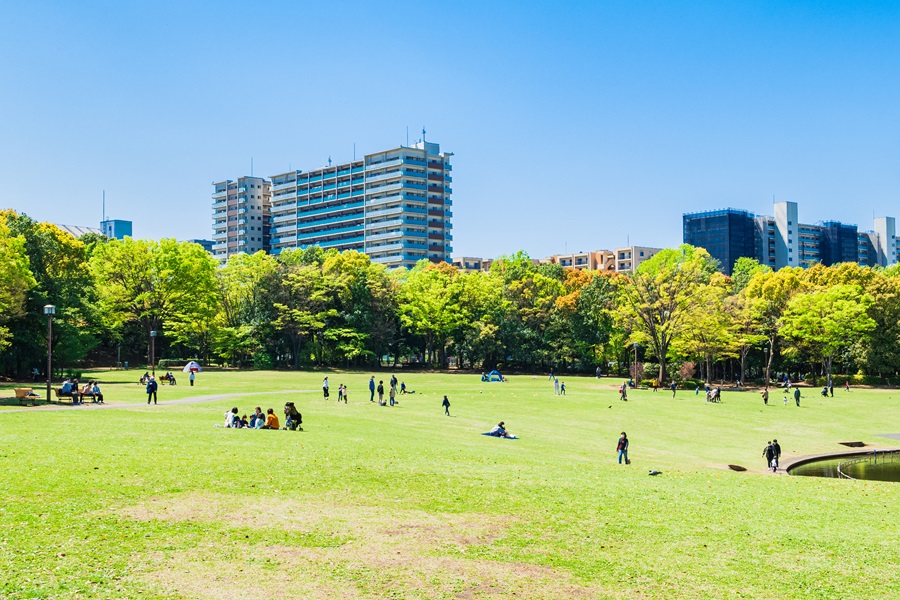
[211,176,272,262]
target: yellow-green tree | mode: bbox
[617,245,718,383]
[779,285,875,383]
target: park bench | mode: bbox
[14,388,40,405]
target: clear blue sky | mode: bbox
[2,1,899,258]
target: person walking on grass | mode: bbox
[337,384,344,403]
[772,439,782,470]
[763,441,776,472]
[829,382,834,397]
[369,376,376,402]
[670,380,677,398]
[322,377,329,400]
[389,384,396,407]
[189,370,195,387]
[845,380,850,392]
[442,395,450,416]
[794,387,801,407]
[617,432,629,464]
[554,377,560,395]
[560,381,566,396]
[619,382,628,401]
[146,376,158,405]
[761,388,769,405]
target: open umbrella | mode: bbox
[183,360,202,373]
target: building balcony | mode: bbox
[370,254,405,264]
[427,173,443,182]
[366,206,403,219]
[365,169,402,184]
[367,242,405,254]
[366,157,403,171]
[366,182,403,195]
[298,223,364,240]
[366,218,404,231]
[366,230,403,243]
[271,180,297,192]
[273,214,298,224]
[213,190,227,199]
[212,200,227,209]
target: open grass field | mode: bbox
[1,370,899,599]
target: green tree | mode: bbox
[89,238,219,364]
[780,285,875,383]
[0,212,36,355]
[616,245,717,383]
[731,257,772,293]
[743,267,804,385]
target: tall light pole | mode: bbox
[633,342,638,382]
[43,305,55,403]
[150,330,157,376]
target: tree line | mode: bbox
[1,209,898,384]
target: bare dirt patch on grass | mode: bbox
[124,493,604,599]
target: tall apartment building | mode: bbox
[684,201,898,273]
[267,141,453,269]
[211,177,272,261]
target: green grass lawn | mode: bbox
[1,370,899,599]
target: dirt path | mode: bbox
[0,390,318,414]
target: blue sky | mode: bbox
[2,1,899,258]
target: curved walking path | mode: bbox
[0,389,318,414]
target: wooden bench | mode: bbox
[53,388,104,404]
[14,388,40,405]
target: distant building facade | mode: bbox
[56,224,102,238]
[267,140,453,269]
[187,239,214,253]
[211,176,272,261]
[684,201,898,273]
[100,219,132,240]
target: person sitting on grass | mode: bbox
[263,408,280,430]
[485,421,517,438]
[249,406,265,429]
[284,402,303,431]
[224,407,238,428]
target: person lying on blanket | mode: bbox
[485,421,517,438]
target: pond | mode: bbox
[789,451,900,482]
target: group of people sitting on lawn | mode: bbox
[222,402,303,431]
[59,378,104,404]
[140,371,177,385]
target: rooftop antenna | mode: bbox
[328,156,332,167]
[422,127,426,143]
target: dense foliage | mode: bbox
[2,210,899,382]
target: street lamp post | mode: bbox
[633,342,638,382]
[150,330,157,376]
[43,305,55,403]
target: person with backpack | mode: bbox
[617,432,629,464]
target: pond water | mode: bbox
[789,452,900,482]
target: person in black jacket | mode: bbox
[146,376,158,405]
[377,381,385,405]
[763,441,776,472]
[772,439,782,470]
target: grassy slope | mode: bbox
[0,371,898,599]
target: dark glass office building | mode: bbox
[820,221,859,266]
[683,209,758,275]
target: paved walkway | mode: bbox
[0,390,317,414]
